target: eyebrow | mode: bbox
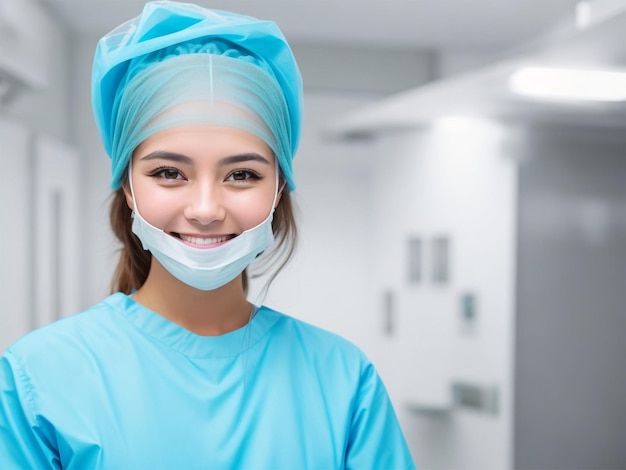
[141,151,192,164]
[140,151,271,166]
[219,153,272,166]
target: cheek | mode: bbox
[131,182,180,226]
[138,200,177,228]
[229,188,275,228]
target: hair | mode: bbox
[109,176,298,296]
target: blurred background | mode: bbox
[1,0,625,468]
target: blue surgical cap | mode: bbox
[91,1,302,191]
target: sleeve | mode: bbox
[345,359,417,470]
[0,350,59,469]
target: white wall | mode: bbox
[0,0,71,142]
[0,0,73,351]
[367,119,518,469]
[292,43,437,94]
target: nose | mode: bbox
[183,182,226,226]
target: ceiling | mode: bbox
[38,0,625,131]
[328,9,626,135]
[41,0,581,53]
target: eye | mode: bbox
[148,167,185,181]
[225,169,261,182]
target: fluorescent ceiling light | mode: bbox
[509,67,626,102]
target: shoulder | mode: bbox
[258,306,371,367]
[4,293,134,369]
[263,306,361,347]
[0,294,136,422]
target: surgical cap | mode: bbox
[91,1,302,191]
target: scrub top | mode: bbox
[0,293,415,469]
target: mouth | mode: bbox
[172,233,235,249]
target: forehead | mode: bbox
[133,125,275,162]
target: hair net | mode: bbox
[92,1,302,191]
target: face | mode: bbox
[125,125,279,249]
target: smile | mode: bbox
[177,234,233,247]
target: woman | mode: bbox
[0,2,415,468]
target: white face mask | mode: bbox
[128,162,278,291]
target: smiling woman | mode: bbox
[125,125,279,295]
[0,2,415,468]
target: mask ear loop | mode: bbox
[127,158,140,219]
[270,162,281,213]
[276,173,287,207]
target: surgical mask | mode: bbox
[128,162,278,291]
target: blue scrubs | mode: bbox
[0,293,415,469]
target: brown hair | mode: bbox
[109,182,298,295]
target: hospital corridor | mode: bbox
[1,0,625,468]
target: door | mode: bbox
[0,118,33,352]
[33,134,80,327]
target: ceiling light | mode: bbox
[509,67,626,102]
[575,1,592,29]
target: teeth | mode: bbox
[180,235,230,245]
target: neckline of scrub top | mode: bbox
[105,292,282,359]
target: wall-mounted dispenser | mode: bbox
[451,381,499,415]
[407,380,499,417]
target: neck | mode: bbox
[132,259,253,336]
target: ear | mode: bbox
[122,181,135,211]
